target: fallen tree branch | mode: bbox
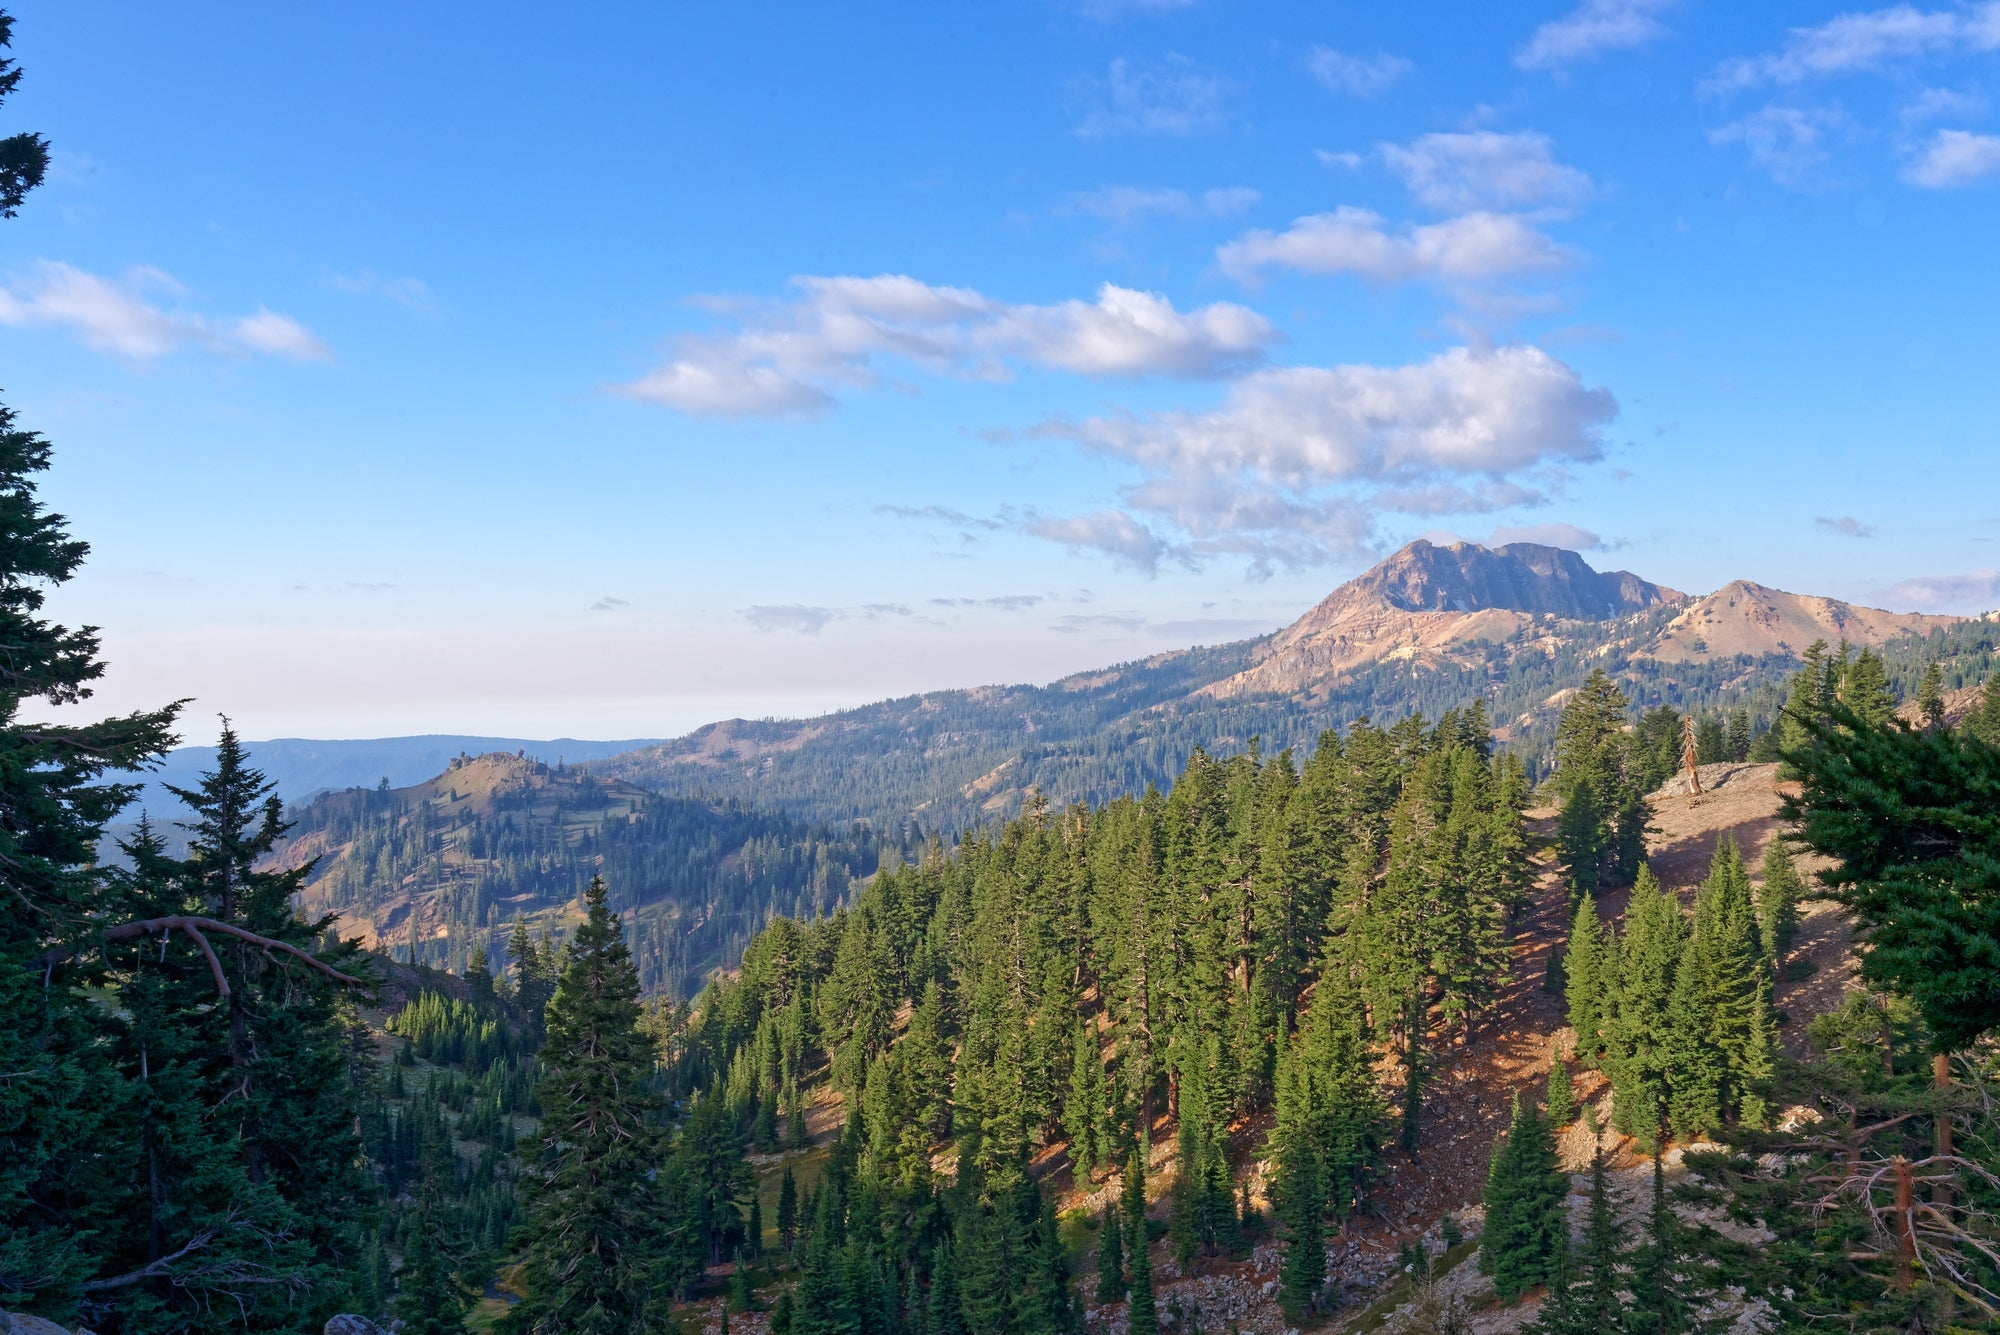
[34,917,366,997]
[79,1229,215,1292]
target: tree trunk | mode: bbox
[1891,1156,1916,1292]
[1934,1053,1954,1209]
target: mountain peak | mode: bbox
[1198,540,1681,702]
[1344,539,1679,619]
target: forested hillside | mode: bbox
[281,751,902,997]
[597,602,2000,837]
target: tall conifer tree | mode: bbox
[506,877,666,1334]
[1480,1095,1568,1302]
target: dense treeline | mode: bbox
[674,705,1531,1321]
[289,761,898,996]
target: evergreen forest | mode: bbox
[13,16,2000,1335]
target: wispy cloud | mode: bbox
[1705,3,2000,97]
[1709,105,1846,185]
[328,269,436,313]
[1380,130,1594,215]
[1305,47,1413,97]
[1488,521,1606,549]
[1026,344,1618,576]
[1879,569,2000,613]
[614,275,1276,419]
[1899,85,1989,124]
[1217,207,1572,286]
[0,261,330,362]
[1075,55,1229,138]
[929,594,1046,610]
[1060,185,1260,224]
[1516,0,1683,70]
[588,595,632,611]
[876,503,1007,531]
[1815,515,1877,538]
[744,605,840,635]
[1904,128,2000,185]
[742,602,917,635]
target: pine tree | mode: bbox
[1726,709,1752,763]
[1608,866,1684,1146]
[1694,714,1726,766]
[1626,1149,1714,1335]
[1670,837,1775,1134]
[778,1164,799,1254]
[397,1148,471,1335]
[1123,1152,1158,1335]
[1840,647,1897,730]
[1563,895,1613,1064]
[1546,1052,1574,1129]
[927,1240,967,1335]
[505,877,666,1334]
[1064,1022,1106,1181]
[1480,1095,1569,1302]
[1094,1203,1126,1304]
[1776,640,1833,776]
[1968,676,2000,748]
[1271,1116,1325,1320]
[1756,839,1804,973]
[1535,1145,1626,1335]
[1554,670,1638,899]
[1917,662,1947,731]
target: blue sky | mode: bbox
[8,1,2000,742]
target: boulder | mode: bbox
[2,1315,87,1335]
[325,1317,394,1335]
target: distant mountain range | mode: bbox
[254,539,1999,979]
[125,734,663,819]
[593,539,1976,832]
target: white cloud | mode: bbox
[0,261,331,362]
[1305,47,1414,96]
[1706,2,2000,96]
[1075,55,1229,138]
[1489,521,1606,549]
[1380,130,1594,214]
[1061,184,1260,223]
[1904,127,2000,185]
[1815,515,1877,537]
[1217,207,1572,285]
[1709,105,1845,184]
[615,275,1276,419]
[1026,511,1173,575]
[1516,0,1682,69]
[744,605,840,635]
[1026,345,1618,574]
[232,309,333,361]
[1879,569,2000,613]
[328,269,436,312]
[588,596,631,612]
[1899,85,1989,123]
[741,602,917,634]
[1074,346,1613,484]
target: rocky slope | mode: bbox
[1201,539,1682,701]
[1647,578,1956,662]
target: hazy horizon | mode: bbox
[11,2,2000,746]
